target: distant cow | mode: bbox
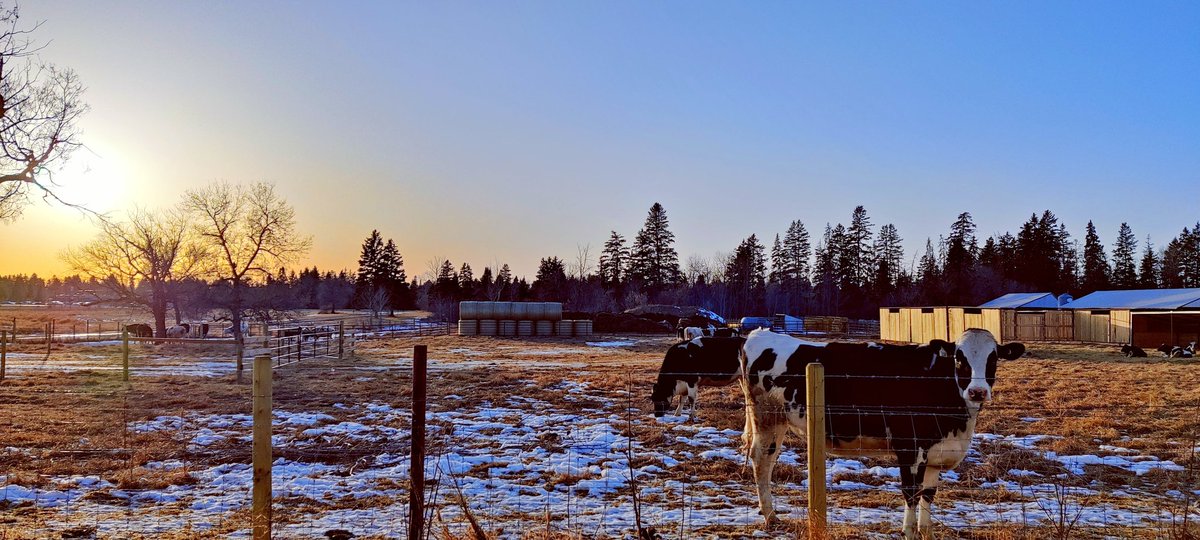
[166,325,189,338]
[682,327,706,340]
[713,327,739,338]
[1158,343,1194,358]
[740,328,1024,538]
[651,336,744,421]
[125,324,152,338]
[1120,344,1147,357]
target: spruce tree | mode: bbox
[1081,221,1110,293]
[782,219,811,284]
[1110,223,1138,289]
[873,223,903,295]
[598,231,629,287]
[1138,236,1159,288]
[628,202,682,292]
[356,230,385,289]
[846,206,874,288]
[725,234,767,316]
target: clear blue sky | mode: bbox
[5,1,1198,279]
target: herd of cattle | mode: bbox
[651,327,1025,539]
[122,323,215,339]
[1120,342,1196,358]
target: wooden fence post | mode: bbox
[1,330,7,382]
[338,321,345,359]
[122,330,130,382]
[45,322,51,360]
[807,362,826,539]
[252,354,273,539]
[410,345,427,540]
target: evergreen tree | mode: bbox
[479,267,494,298]
[917,238,941,303]
[380,239,409,310]
[598,231,629,287]
[458,262,475,297]
[943,212,979,303]
[725,234,767,316]
[1161,225,1200,287]
[1081,220,1110,293]
[1110,223,1138,289]
[533,256,568,301]
[769,234,785,284]
[1138,236,1159,289]
[628,203,682,293]
[496,264,513,300]
[782,219,811,284]
[812,224,840,314]
[873,223,903,297]
[846,206,874,288]
[355,230,385,292]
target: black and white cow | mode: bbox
[739,328,1024,539]
[1120,344,1148,357]
[651,336,744,420]
[1157,343,1194,358]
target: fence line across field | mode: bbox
[2,336,1197,538]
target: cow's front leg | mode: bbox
[918,465,941,538]
[897,452,925,540]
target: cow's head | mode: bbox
[650,379,674,418]
[951,329,1024,406]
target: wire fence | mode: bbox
[1,336,1197,539]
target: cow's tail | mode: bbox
[737,344,758,470]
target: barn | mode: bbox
[880,292,1070,344]
[1065,288,1200,348]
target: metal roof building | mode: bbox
[979,292,1061,309]
[1065,288,1200,347]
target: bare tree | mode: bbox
[62,207,207,337]
[571,243,593,280]
[365,286,390,323]
[0,4,88,220]
[183,181,310,373]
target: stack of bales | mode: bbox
[458,301,591,337]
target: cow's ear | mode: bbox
[997,343,1025,360]
[928,339,954,357]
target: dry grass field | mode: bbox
[0,321,1198,539]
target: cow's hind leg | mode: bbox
[749,423,788,524]
[686,384,698,422]
[918,465,941,538]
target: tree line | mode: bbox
[20,200,1200,327]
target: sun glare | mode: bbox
[49,154,130,213]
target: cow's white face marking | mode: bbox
[954,329,999,406]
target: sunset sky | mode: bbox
[3,2,1197,280]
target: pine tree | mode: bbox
[725,234,767,316]
[1138,236,1159,288]
[782,220,811,284]
[355,230,385,288]
[873,223,903,296]
[944,212,978,303]
[533,256,568,301]
[812,224,839,314]
[458,262,475,298]
[769,234,785,284]
[496,264,513,300]
[846,206,874,288]
[598,231,629,287]
[380,238,409,311]
[1110,223,1138,289]
[917,238,940,302]
[628,203,682,292]
[1161,225,1200,287]
[1081,220,1110,293]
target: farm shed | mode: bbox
[881,293,1070,344]
[1065,288,1200,348]
[879,307,1001,343]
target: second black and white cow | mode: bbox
[740,328,1024,539]
[651,336,744,420]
